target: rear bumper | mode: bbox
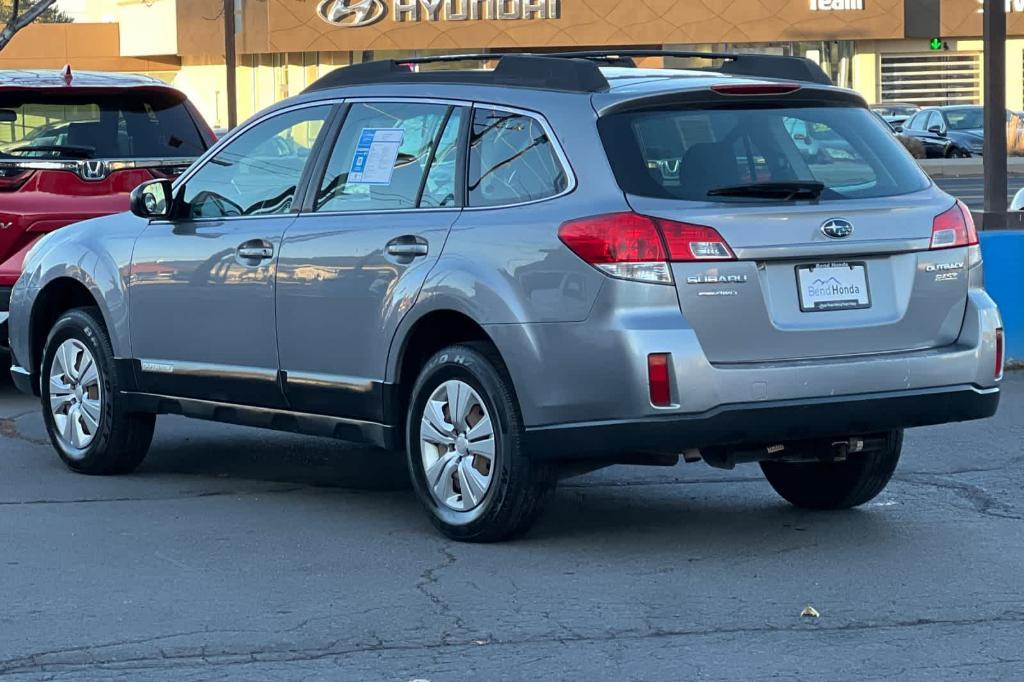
[524,384,1000,459]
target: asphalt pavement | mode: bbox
[1,368,1022,681]
[932,174,1024,211]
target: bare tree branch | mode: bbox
[0,0,61,52]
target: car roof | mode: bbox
[0,69,178,90]
[928,105,981,111]
[280,61,857,121]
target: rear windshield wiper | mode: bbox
[706,181,825,200]
[8,144,96,159]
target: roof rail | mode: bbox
[552,50,833,86]
[303,50,832,94]
[305,54,610,93]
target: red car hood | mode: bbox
[0,168,161,285]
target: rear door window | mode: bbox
[599,105,930,203]
[467,107,568,207]
[315,102,456,212]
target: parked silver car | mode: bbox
[7,52,1004,541]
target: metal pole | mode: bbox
[983,0,1007,229]
[223,0,238,130]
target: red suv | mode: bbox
[0,69,215,343]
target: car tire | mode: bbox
[40,307,155,475]
[760,430,902,510]
[405,342,552,542]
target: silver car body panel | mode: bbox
[7,66,1002,458]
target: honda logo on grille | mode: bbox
[820,218,854,239]
[79,160,109,181]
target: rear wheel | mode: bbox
[41,308,155,475]
[405,343,552,542]
[760,430,902,510]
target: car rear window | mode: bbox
[599,105,930,202]
[0,90,207,160]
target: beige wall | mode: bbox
[174,51,352,128]
[0,22,180,71]
[849,38,1024,110]
[117,0,179,57]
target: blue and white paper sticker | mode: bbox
[349,128,404,185]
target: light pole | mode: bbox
[223,0,238,130]
[982,0,1007,229]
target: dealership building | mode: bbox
[5,0,1024,128]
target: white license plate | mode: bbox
[796,262,871,312]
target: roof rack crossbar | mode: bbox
[303,49,832,94]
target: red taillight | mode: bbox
[711,83,801,96]
[995,328,1005,379]
[648,353,672,407]
[558,212,734,283]
[558,212,666,264]
[0,168,33,191]
[930,200,978,249]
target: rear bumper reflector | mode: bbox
[648,353,672,407]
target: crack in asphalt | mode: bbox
[895,474,1023,521]
[3,610,1023,675]
[414,543,467,644]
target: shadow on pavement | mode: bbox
[0,359,928,547]
[141,418,413,492]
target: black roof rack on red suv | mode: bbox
[304,50,832,94]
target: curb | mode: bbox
[918,157,1024,178]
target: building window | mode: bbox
[879,53,981,106]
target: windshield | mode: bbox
[0,90,207,160]
[599,105,930,202]
[945,108,984,131]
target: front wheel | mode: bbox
[405,343,552,542]
[760,430,903,510]
[40,308,155,475]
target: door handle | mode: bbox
[237,240,274,262]
[386,237,428,258]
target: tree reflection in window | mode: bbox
[181,106,330,219]
[468,109,567,208]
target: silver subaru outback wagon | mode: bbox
[7,52,1004,541]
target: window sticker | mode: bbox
[349,128,404,185]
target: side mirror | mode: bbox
[893,125,904,133]
[927,124,946,136]
[1011,187,1024,211]
[130,178,173,219]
